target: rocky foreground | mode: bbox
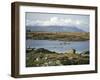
[26,48,89,67]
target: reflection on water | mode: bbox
[26,40,89,53]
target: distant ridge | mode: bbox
[26,26,85,32]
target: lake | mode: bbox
[26,40,89,53]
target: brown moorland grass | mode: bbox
[26,32,89,41]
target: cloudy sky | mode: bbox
[25,12,90,32]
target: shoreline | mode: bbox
[26,39,89,42]
[26,48,89,67]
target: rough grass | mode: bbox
[26,32,89,41]
[26,48,89,67]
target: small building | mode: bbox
[67,49,76,54]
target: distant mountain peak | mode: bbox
[26,25,85,32]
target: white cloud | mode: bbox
[50,17,58,22]
[26,17,83,27]
[76,20,82,25]
[64,19,72,23]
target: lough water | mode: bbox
[26,40,89,53]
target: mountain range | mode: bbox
[26,26,85,32]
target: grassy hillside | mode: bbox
[26,32,89,41]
